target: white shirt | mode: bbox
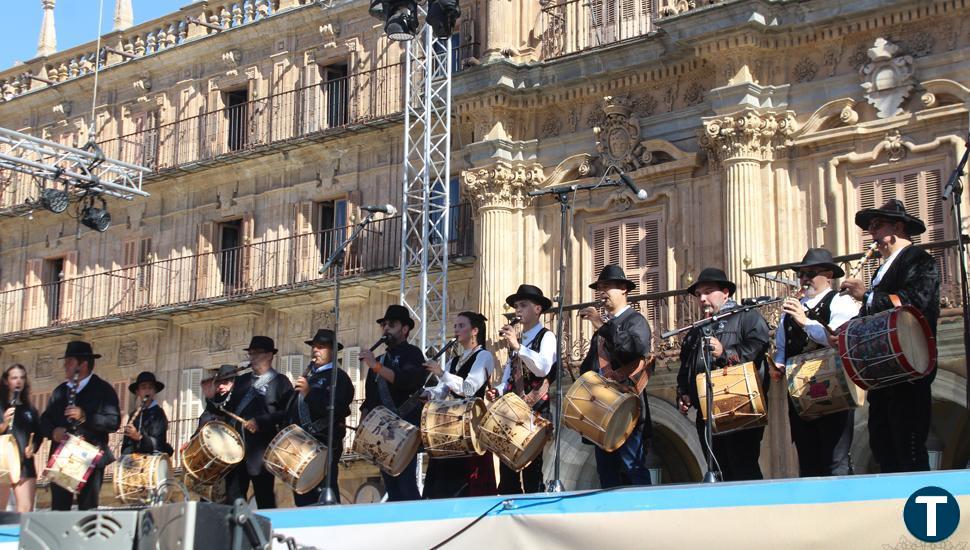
[423,346,495,400]
[866,246,905,307]
[497,323,557,395]
[67,372,94,395]
[773,288,860,365]
[310,362,334,374]
[605,305,631,322]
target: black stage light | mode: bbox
[81,199,111,233]
[384,0,419,41]
[427,0,460,39]
[40,187,70,213]
[368,0,384,18]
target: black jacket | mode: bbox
[225,369,294,476]
[286,366,355,451]
[361,342,426,424]
[1,398,41,479]
[580,307,654,434]
[677,302,771,408]
[121,403,174,456]
[859,244,940,384]
[40,373,121,465]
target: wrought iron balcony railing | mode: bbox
[0,204,474,339]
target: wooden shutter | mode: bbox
[24,259,44,329]
[279,354,306,383]
[295,201,315,281]
[138,237,153,306]
[114,381,131,424]
[592,214,666,320]
[341,346,362,451]
[241,212,255,289]
[195,222,215,299]
[60,251,78,321]
[176,368,204,461]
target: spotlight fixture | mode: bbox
[426,0,460,39]
[368,0,384,18]
[81,197,111,233]
[40,187,70,214]
[383,0,418,41]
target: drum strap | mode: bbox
[597,336,651,394]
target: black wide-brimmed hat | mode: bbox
[376,305,415,330]
[129,371,164,394]
[687,267,737,296]
[244,336,278,354]
[505,284,553,312]
[304,328,344,351]
[60,341,101,359]
[792,248,845,278]
[855,199,926,236]
[588,264,637,292]
[204,364,239,383]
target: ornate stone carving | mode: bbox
[35,354,55,379]
[209,325,230,352]
[319,22,341,48]
[593,96,646,172]
[462,162,544,209]
[885,129,906,162]
[222,49,242,69]
[118,339,138,365]
[860,38,915,119]
[683,83,705,106]
[133,76,152,91]
[53,101,71,116]
[839,104,859,126]
[311,308,336,333]
[700,109,796,165]
[540,113,562,138]
[848,44,870,72]
[793,58,818,83]
[632,94,658,117]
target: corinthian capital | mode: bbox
[700,109,797,165]
[462,162,545,209]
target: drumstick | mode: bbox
[219,408,248,426]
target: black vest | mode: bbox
[447,348,487,399]
[783,290,836,358]
[503,328,557,412]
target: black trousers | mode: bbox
[423,457,469,500]
[867,379,932,473]
[497,456,543,494]
[293,450,342,506]
[789,403,854,477]
[51,466,104,511]
[225,465,277,509]
[695,417,764,481]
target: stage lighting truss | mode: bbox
[0,126,150,218]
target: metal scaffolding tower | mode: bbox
[400,22,453,352]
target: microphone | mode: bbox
[360,204,398,215]
[619,174,649,201]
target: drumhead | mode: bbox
[896,308,932,374]
[294,447,328,494]
[202,422,245,464]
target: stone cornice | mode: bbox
[462,161,545,210]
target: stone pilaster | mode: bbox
[700,109,795,296]
[462,161,544,342]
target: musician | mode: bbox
[840,199,940,473]
[579,265,654,488]
[287,329,354,506]
[772,248,859,476]
[198,364,238,430]
[360,305,427,501]
[0,364,41,512]
[121,371,174,457]
[676,269,770,481]
[223,336,293,509]
[422,312,497,499]
[488,284,557,494]
[39,341,121,511]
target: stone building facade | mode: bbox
[0,0,966,503]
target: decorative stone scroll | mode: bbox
[860,38,915,119]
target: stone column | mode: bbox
[701,109,795,297]
[462,161,544,346]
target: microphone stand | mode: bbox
[941,124,970,411]
[316,211,378,505]
[527,177,620,493]
[661,297,782,483]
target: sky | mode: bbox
[0,1,186,70]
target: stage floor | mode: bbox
[2,470,967,549]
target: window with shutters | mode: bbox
[122,237,153,310]
[590,213,666,329]
[279,354,307,384]
[176,368,204,459]
[341,346,362,451]
[853,165,951,283]
[319,63,349,128]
